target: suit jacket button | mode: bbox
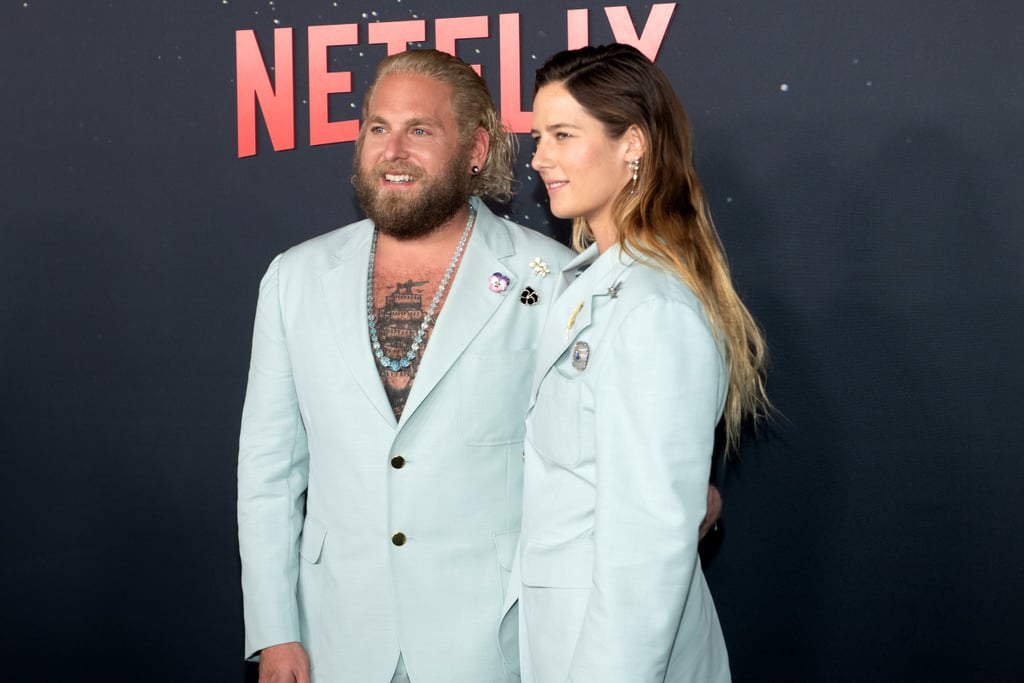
[392,532,407,546]
[391,455,406,469]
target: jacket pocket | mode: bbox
[528,370,591,467]
[495,529,519,573]
[298,517,327,564]
[521,538,593,588]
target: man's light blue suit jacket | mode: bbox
[238,198,572,682]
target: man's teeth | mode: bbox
[385,174,414,183]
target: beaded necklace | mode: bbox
[367,203,477,372]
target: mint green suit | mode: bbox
[238,198,572,682]
[510,243,731,682]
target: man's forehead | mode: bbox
[369,73,453,115]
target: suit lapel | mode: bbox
[398,200,517,429]
[320,224,397,426]
[529,244,632,407]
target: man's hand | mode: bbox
[699,484,722,541]
[259,642,310,683]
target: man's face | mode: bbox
[353,73,473,239]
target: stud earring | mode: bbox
[471,165,480,174]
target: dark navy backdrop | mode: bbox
[3,2,1022,681]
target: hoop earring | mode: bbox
[628,158,641,193]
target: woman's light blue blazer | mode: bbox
[511,243,731,683]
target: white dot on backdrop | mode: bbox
[780,83,789,92]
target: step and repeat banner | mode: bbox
[3,2,1022,680]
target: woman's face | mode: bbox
[530,82,635,247]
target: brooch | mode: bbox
[565,301,584,339]
[489,272,510,293]
[571,341,590,371]
[520,287,539,305]
[529,257,550,277]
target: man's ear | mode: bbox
[471,126,490,171]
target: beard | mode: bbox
[352,145,474,240]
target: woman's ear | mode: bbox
[624,124,647,162]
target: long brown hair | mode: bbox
[535,43,769,451]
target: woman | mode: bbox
[517,44,768,682]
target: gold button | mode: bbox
[391,532,407,546]
[391,455,406,469]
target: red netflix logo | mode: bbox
[235,4,676,158]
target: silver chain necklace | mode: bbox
[367,203,477,372]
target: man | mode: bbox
[238,49,573,683]
[238,49,722,683]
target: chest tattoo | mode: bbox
[372,276,445,421]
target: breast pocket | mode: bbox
[528,355,595,467]
[459,350,532,446]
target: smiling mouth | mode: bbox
[384,173,415,183]
[545,180,568,191]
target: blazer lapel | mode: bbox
[398,200,517,428]
[320,224,397,426]
[529,244,633,407]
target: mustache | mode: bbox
[368,162,424,179]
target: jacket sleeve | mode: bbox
[567,296,727,681]
[237,254,310,660]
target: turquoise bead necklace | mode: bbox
[367,203,477,372]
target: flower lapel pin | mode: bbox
[489,272,510,293]
[529,257,550,277]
